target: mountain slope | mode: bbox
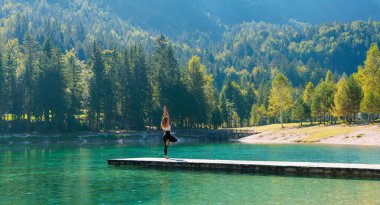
[99,0,380,39]
[0,0,153,59]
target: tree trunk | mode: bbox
[44,110,49,132]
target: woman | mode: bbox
[161,106,177,159]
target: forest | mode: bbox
[0,0,379,133]
[0,34,379,133]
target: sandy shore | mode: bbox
[238,123,380,146]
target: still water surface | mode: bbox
[1,137,380,204]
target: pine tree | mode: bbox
[325,70,336,124]
[0,48,4,132]
[218,92,229,127]
[153,35,182,127]
[231,111,241,128]
[311,79,335,124]
[62,49,86,131]
[36,39,53,131]
[22,34,39,132]
[210,107,222,129]
[120,48,132,129]
[130,46,149,129]
[186,56,211,126]
[346,75,362,123]
[4,39,23,132]
[303,82,314,124]
[89,41,105,130]
[250,104,260,126]
[49,48,66,131]
[291,98,307,126]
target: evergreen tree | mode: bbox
[22,34,39,132]
[153,35,182,126]
[129,46,149,129]
[63,49,86,131]
[36,39,53,131]
[250,104,267,126]
[4,39,23,132]
[186,56,213,126]
[250,104,260,126]
[325,70,336,123]
[303,81,314,124]
[346,75,362,123]
[218,92,229,127]
[49,48,66,131]
[231,111,241,128]
[88,41,106,130]
[291,98,307,126]
[311,79,335,124]
[0,48,4,132]
[210,107,222,129]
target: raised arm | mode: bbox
[163,106,170,121]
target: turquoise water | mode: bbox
[1,140,380,204]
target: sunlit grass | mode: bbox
[297,126,360,143]
[240,122,375,143]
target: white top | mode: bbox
[162,125,171,131]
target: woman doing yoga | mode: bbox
[161,106,177,159]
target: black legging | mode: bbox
[163,131,177,155]
[164,142,168,155]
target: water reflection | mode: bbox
[160,173,170,204]
[1,139,380,204]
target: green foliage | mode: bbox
[231,111,241,128]
[358,43,380,121]
[250,104,267,126]
[303,82,315,106]
[268,73,293,127]
[346,76,363,122]
[291,98,309,126]
[333,76,349,118]
[88,41,106,130]
[311,73,336,124]
[185,56,215,126]
[0,1,380,132]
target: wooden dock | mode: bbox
[108,158,380,179]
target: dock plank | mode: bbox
[108,158,380,179]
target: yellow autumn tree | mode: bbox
[358,43,380,122]
[268,73,293,128]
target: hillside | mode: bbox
[0,0,152,59]
[3,0,379,44]
[0,0,380,84]
[100,0,380,39]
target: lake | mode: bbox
[1,136,380,204]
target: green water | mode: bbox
[1,140,380,204]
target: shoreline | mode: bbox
[238,123,380,147]
[2,124,380,147]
